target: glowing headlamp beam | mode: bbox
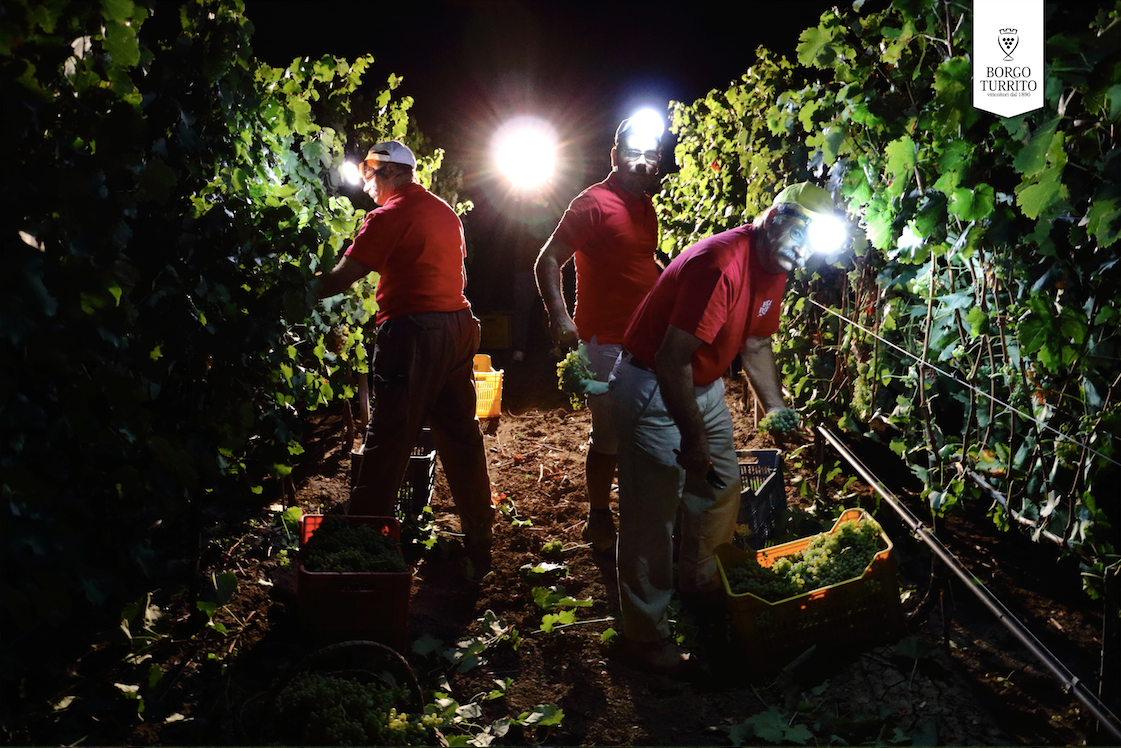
[341,161,363,185]
[806,214,847,255]
[625,108,665,141]
[492,117,557,189]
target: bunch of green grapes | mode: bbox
[269,672,442,746]
[758,408,800,434]
[556,343,596,409]
[725,554,801,601]
[303,516,407,573]
[792,521,883,589]
[728,519,885,601]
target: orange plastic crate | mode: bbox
[715,508,905,672]
[297,515,411,651]
[474,369,503,419]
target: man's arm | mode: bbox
[654,324,709,476]
[313,255,372,300]
[740,335,787,413]
[534,237,579,347]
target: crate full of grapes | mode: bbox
[714,508,904,672]
[297,515,411,651]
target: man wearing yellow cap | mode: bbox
[314,140,494,562]
[610,182,842,675]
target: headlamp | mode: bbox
[806,214,847,255]
[617,108,665,144]
[770,183,847,257]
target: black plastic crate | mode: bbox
[736,449,785,549]
[397,451,436,520]
[411,427,435,456]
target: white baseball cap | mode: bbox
[364,140,417,168]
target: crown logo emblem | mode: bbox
[998,28,1019,60]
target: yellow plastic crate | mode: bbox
[715,508,905,672]
[474,368,503,419]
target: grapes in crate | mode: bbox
[303,516,407,573]
[726,518,885,601]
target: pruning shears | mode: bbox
[673,449,727,490]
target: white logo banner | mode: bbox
[972,0,1045,117]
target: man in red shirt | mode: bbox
[535,114,664,552]
[314,141,493,559]
[611,183,840,675]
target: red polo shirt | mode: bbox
[550,172,660,344]
[623,224,787,386]
[344,183,470,324]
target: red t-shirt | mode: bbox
[550,172,660,344]
[623,224,787,386]
[344,183,470,324]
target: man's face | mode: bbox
[758,211,811,273]
[613,132,660,191]
[362,159,392,204]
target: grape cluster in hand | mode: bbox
[556,344,597,409]
[758,408,800,434]
[303,516,407,573]
[269,671,441,746]
[727,519,885,601]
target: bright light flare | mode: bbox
[492,118,557,189]
[808,214,847,255]
[627,107,665,141]
[341,161,363,185]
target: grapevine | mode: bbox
[726,519,885,601]
[758,408,801,434]
[267,671,442,746]
[303,516,408,573]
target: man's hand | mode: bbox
[314,255,372,300]
[673,435,711,477]
[549,316,579,350]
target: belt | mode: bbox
[622,351,654,373]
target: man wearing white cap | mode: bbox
[315,140,493,559]
[534,112,665,553]
[610,182,843,675]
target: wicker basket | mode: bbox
[237,640,447,746]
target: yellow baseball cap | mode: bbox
[771,182,836,219]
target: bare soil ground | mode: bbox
[7,345,1115,747]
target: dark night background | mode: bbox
[244,0,849,321]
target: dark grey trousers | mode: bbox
[351,308,494,546]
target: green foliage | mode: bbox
[0,0,456,690]
[657,0,1121,597]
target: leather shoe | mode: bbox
[616,636,697,678]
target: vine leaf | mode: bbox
[1012,117,1061,177]
[947,184,995,221]
[797,24,837,67]
[729,708,812,746]
[1086,187,1121,248]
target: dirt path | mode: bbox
[9,346,1109,746]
